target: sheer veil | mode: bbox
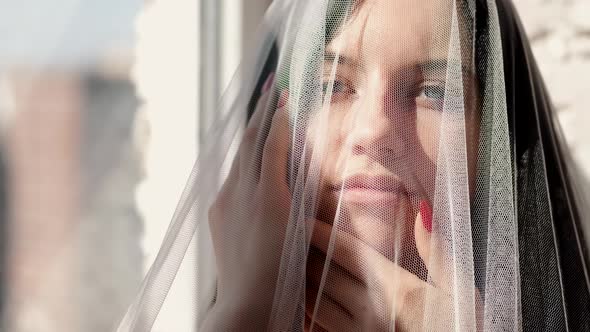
[117,0,590,330]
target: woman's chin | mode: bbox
[327,203,409,259]
[316,192,414,259]
[345,193,412,228]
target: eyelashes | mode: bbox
[322,78,356,101]
[321,77,446,109]
[415,83,446,110]
[417,84,445,101]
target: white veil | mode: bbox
[117,0,590,330]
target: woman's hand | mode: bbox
[203,74,292,330]
[306,203,483,331]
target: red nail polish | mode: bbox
[262,72,275,93]
[277,89,288,108]
[420,200,433,233]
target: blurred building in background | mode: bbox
[0,1,143,331]
[0,0,587,331]
[0,0,272,331]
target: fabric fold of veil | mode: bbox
[117,0,590,330]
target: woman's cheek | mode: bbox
[415,109,441,165]
[415,109,442,200]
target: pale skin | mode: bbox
[204,0,481,331]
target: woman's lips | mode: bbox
[330,175,409,204]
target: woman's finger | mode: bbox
[414,199,456,294]
[260,89,290,187]
[414,200,433,273]
[216,74,275,199]
[306,284,358,332]
[308,244,427,330]
[307,249,369,318]
[238,73,276,177]
[310,220,423,300]
[414,200,483,331]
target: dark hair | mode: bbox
[495,0,590,329]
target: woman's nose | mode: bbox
[347,88,400,155]
[349,115,390,154]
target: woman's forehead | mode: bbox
[326,0,457,69]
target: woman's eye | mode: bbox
[419,84,446,100]
[322,80,354,97]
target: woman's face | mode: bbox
[311,0,480,262]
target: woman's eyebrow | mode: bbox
[323,52,473,78]
[323,50,363,71]
[419,59,473,77]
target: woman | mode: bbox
[118,0,590,331]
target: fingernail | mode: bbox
[420,200,433,233]
[262,72,275,93]
[277,89,288,108]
